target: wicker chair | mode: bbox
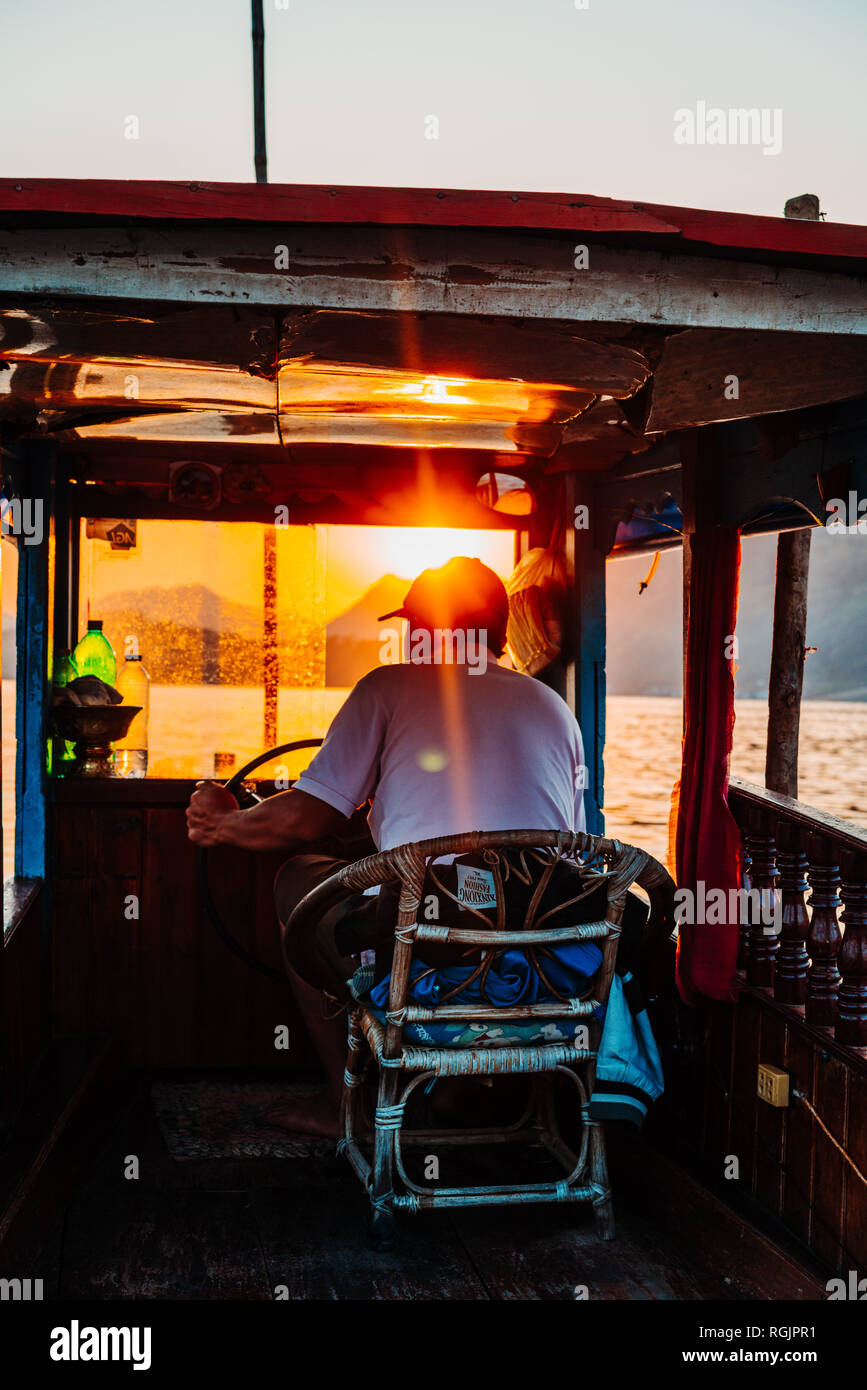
[284,828,673,1248]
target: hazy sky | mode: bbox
[3,0,865,223]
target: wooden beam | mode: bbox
[2,228,865,332]
[69,480,517,531]
[278,310,650,394]
[680,427,720,727]
[57,443,498,485]
[646,329,867,433]
[547,399,650,473]
[765,529,811,798]
[0,359,277,415]
[0,306,278,376]
[697,399,867,531]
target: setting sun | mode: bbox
[322,525,516,624]
[371,526,514,579]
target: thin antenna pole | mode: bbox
[251,0,268,183]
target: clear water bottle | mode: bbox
[115,654,150,778]
[73,620,117,686]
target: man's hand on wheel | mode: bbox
[186,780,239,846]
[187,777,344,852]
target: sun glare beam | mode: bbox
[372,526,515,581]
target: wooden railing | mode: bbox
[727,778,867,1052]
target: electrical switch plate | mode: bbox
[757,1063,791,1107]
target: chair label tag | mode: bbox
[455,864,497,910]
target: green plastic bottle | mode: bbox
[53,648,79,771]
[73,620,117,686]
[55,649,79,684]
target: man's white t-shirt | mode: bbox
[294,659,586,851]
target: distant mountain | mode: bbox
[327,575,406,638]
[606,527,867,700]
[81,583,323,686]
[99,584,265,639]
[326,574,406,685]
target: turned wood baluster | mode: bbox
[773,819,810,1005]
[746,807,779,988]
[836,849,867,1049]
[736,809,753,972]
[805,832,842,1028]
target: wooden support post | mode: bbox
[563,475,606,835]
[765,528,811,798]
[679,426,719,731]
[51,467,76,658]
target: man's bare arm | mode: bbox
[186,782,346,850]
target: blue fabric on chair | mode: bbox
[591,973,665,1126]
[363,948,664,1126]
[369,941,603,1010]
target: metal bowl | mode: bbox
[52,704,143,777]
[52,703,142,743]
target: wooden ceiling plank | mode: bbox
[0,305,277,375]
[277,310,650,395]
[1,228,865,333]
[647,330,867,433]
[0,359,276,414]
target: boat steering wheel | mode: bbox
[198,738,324,981]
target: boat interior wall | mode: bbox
[671,988,867,1283]
[50,779,314,1070]
[0,881,45,1142]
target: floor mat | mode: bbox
[151,1081,335,1159]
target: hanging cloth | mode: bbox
[673,525,743,1003]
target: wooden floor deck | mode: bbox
[24,1077,827,1302]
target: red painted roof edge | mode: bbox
[1,179,865,263]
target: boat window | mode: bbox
[72,519,515,781]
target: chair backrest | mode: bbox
[284,829,675,1060]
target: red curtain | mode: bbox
[673,525,743,1003]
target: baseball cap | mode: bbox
[378,556,509,630]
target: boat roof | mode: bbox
[2,178,866,270]
[2,180,866,518]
